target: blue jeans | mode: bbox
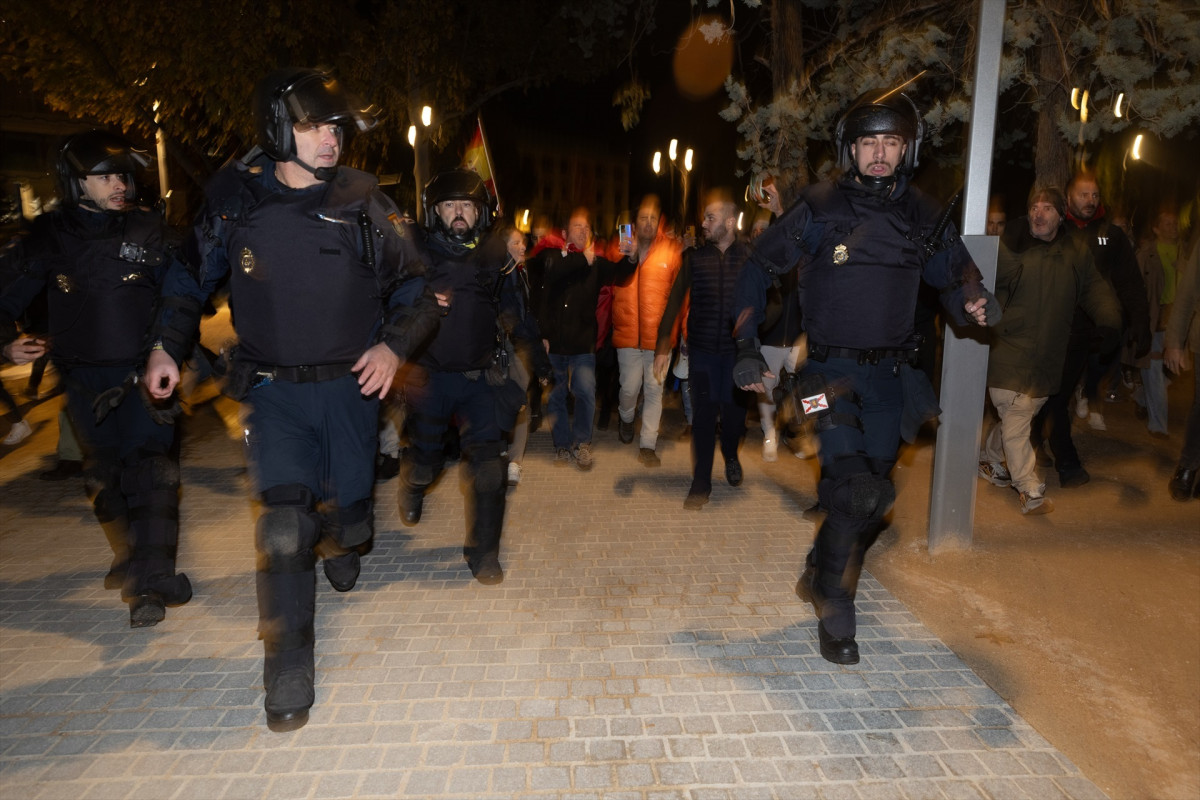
[1141,331,1169,435]
[548,353,596,449]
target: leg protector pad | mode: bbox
[257,484,320,575]
[818,471,895,521]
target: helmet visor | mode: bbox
[284,74,378,133]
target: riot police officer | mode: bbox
[734,90,998,665]
[1,130,192,628]
[399,168,548,585]
[145,68,440,731]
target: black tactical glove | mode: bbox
[733,337,768,388]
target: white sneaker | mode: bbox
[762,437,778,462]
[507,461,522,485]
[1087,412,1107,431]
[3,420,32,445]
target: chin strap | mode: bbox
[855,169,897,197]
[292,158,338,182]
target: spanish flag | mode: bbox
[461,117,499,211]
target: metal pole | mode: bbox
[927,0,1006,551]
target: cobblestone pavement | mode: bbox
[0,384,1108,800]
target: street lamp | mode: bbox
[409,102,435,222]
[651,140,695,229]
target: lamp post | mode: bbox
[409,103,434,223]
[651,140,695,230]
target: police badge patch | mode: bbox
[239,247,255,275]
[833,244,849,265]
[55,274,74,293]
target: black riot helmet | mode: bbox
[835,88,925,186]
[57,130,150,208]
[253,67,379,180]
[422,168,494,243]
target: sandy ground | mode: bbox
[869,385,1200,800]
[2,331,1197,798]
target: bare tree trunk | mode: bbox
[771,0,807,200]
[1034,19,1071,191]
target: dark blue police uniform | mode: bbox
[736,173,988,643]
[154,153,439,709]
[400,230,541,575]
[1,207,190,611]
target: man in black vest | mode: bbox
[653,191,751,509]
[732,90,999,665]
[145,68,441,731]
[1031,172,1149,486]
[1,130,192,628]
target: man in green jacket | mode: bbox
[979,186,1122,514]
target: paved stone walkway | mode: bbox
[0,386,1108,799]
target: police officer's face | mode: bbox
[851,134,906,179]
[293,122,341,170]
[986,211,1006,236]
[79,173,129,212]
[437,200,479,235]
[1028,200,1062,242]
[1067,179,1101,221]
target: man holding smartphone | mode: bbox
[530,207,636,469]
[609,196,683,466]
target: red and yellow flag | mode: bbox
[461,117,498,209]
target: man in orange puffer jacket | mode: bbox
[609,196,683,466]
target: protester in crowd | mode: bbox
[610,195,682,467]
[1165,244,1200,500]
[529,207,635,470]
[979,185,1120,513]
[1132,209,1181,437]
[655,190,750,509]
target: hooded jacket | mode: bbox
[988,217,1121,396]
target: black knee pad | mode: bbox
[121,450,181,495]
[474,457,506,493]
[819,472,895,520]
[257,484,319,573]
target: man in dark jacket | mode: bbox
[980,186,1121,514]
[530,207,634,470]
[1031,172,1150,487]
[654,191,751,508]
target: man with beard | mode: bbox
[1,130,192,628]
[398,168,549,585]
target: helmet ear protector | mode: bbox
[57,130,150,207]
[254,67,379,179]
[835,89,925,176]
[421,169,494,241]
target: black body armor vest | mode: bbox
[42,208,166,366]
[223,169,382,367]
[800,178,937,350]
